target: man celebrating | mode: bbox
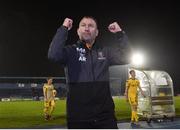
[48,16,131,128]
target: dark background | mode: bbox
[0,1,179,91]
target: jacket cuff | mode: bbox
[115,30,125,40]
[59,25,68,31]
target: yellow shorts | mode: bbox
[44,100,55,107]
[128,96,138,106]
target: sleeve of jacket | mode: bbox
[48,26,68,64]
[108,31,132,65]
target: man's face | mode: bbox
[48,79,53,84]
[130,71,136,78]
[77,18,98,44]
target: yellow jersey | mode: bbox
[43,83,55,101]
[126,78,140,97]
[52,89,57,97]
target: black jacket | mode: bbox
[48,26,131,122]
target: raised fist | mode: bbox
[63,18,73,30]
[108,22,122,33]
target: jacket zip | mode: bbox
[89,50,95,81]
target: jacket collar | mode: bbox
[77,40,100,50]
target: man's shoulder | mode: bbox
[65,43,79,49]
[126,78,132,82]
[135,78,140,82]
[43,83,48,87]
[127,78,139,82]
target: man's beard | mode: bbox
[82,39,93,44]
[81,36,95,44]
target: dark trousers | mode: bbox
[67,118,118,129]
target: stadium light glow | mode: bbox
[131,52,144,67]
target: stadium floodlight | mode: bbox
[131,52,144,67]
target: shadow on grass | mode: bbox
[53,115,66,120]
[33,115,67,129]
[0,115,67,129]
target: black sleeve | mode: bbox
[108,31,132,65]
[48,26,69,64]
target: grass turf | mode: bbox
[0,97,180,128]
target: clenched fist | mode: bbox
[108,22,122,33]
[63,18,73,30]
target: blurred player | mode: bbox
[43,77,57,120]
[124,70,145,125]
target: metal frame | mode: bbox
[129,68,176,123]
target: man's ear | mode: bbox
[77,28,80,36]
[96,29,99,36]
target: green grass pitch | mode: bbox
[0,97,180,128]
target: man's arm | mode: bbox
[107,22,132,65]
[48,18,73,63]
[138,82,146,97]
[53,89,57,97]
[43,86,47,101]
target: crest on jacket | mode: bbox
[97,51,106,60]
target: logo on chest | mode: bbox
[76,47,86,62]
[97,51,106,60]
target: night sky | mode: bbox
[0,1,179,88]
